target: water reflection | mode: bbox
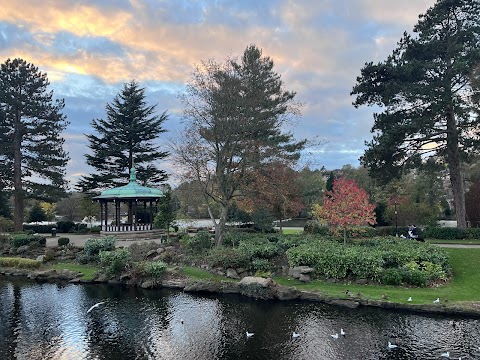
[1,277,480,359]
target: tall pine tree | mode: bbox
[78,80,169,191]
[351,0,480,229]
[0,58,69,231]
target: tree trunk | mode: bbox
[446,111,467,229]
[279,217,283,234]
[215,204,229,246]
[13,109,23,231]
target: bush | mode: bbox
[23,224,54,233]
[207,247,250,269]
[286,236,449,286]
[251,257,271,271]
[181,231,212,254]
[56,221,76,233]
[0,217,14,232]
[304,220,329,235]
[0,257,42,269]
[237,238,280,259]
[78,236,116,263]
[89,226,101,233]
[9,234,46,248]
[465,228,480,239]
[84,236,116,256]
[423,226,466,239]
[58,237,70,246]
[99,248,132,275]
[143,261,167,278]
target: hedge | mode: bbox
[286,236,449,286]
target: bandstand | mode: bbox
[93,167,164,237]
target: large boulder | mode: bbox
[238,276,275,300]
[288,266,315,279]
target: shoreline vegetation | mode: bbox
[1,245,480,318]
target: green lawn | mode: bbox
[427,238,480,245]
[50,263,99,281]
[279,228,303,235]
[275,248,480,305]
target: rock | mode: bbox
[141,280,156,289]
[275,285,300,300]
[328,299,360,308]
[281,266,289,276]
[146,249,157,258]
[226,268,240,279]
[200,264,209,270]
[164,246,176,252]
[156,247,165,254]
[184,281,221,293]
[356,279,368,285]
[16,245,30,254]
[161,279,186,288]
[238,276,275,300]
[298,274,311,282]
[36,255,45,262]
[108,279,122,285]
[288,266,315,279]
[152,255,163,261]
[236,267,246,274]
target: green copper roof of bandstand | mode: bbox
[93,167,163,200]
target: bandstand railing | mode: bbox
[103,224,152,232]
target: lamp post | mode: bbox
[394,199,398,237]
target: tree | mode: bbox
[174,44,305,245]
[351,0,480,229]
[245,162,303,233]
[0,58,69,231]
[78,80,169,191]
[326,171,335,192]
[154,190,177,240]
[0,190,11,219]
[312,178,376,244]
[297,167,325,217]
[56,192,84,221]
[465,179,480,227]
[28,202,47,223]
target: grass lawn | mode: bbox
[427,238,480,245]
[181,266,234,282]
[275,248,480,306]
[280,228,303,235]
[50,263,99,281]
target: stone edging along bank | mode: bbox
[2,267,480,318]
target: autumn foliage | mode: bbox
[312,178,376,243]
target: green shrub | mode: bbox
[84,236,116,256]
[23,224,54,233]
[9,234,46,248]
[423,226,466,239]
[99,248,132,275]
[237,238,280,259]
[58,237,70,246]
[0,217,14,232]
[304,220,329,235]
[143,261,167,277]
[465,228,480,239]
[181,231,212,254]
[0,257,42,269]
[381,268,403,285]
[286,236,449,286]
[56,221,76,233]
[207,247,250,269]
[251,257,271,271]
[89,226,101,233]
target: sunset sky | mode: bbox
[1,0,436,187]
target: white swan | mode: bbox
[87,301,105,313]
[340,328,345,336]
[407,297,412,302]
[440,351,449,358]
[331,333,339,339]
[246,331,254,338]
[388,342,398,349]
[292,332,300,338]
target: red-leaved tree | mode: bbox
[312,178,376,244]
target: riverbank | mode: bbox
[2,247,480,318]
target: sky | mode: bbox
[0,0,437,187]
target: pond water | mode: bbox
[1,277,480,360]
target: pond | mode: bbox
[1,277,480,359]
